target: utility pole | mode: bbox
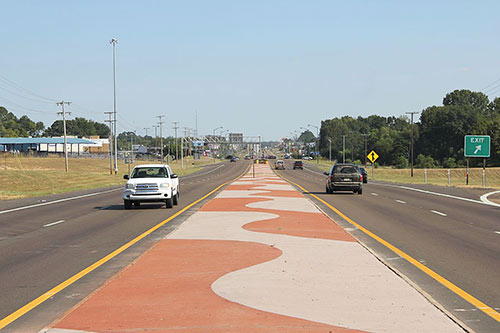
[328,138,332,162]
[342,135,347,163]
[361,133,370,167]
[157,115,165,161]
[406,111,420,177]
[56,101,71,172]
[153,125,159,159]
[172,121,179,161]
[105,112,114,174]
[308,124,320,164]
[144,127,149,137]
[110,38,118,174]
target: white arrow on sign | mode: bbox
[474,145,482,154]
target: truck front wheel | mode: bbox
[165,197,173,208]
[173,191,179,205]
[124,200,132,210]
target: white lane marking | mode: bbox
[0,188,121,215]
[430,210,447,217]
[303,166,327,176]
[494,231,500,235]
[396,200,406,204]
[43,220,65,227]
[480,190,500,207]
[371,192,379,196]
[385,184,499,207]
[180,163,225,179]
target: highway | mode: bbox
[0,161,250,332]
[276,160,500,332]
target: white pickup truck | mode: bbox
[123,164,179,209]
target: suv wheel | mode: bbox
[358,187,363,195]
[173,191,179,205]
[124,200,132,210]
[165,197,173,208]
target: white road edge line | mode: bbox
[430,210,447,217]
[181,163,225,179]
[395,184,500,207]
[0,188,121,215]
[43,220,65,227]
[480,190,500,207]
[396,200,406,204]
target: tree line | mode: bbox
[318,90,500,167]
[0,107,110,138]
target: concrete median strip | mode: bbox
[46,164,463,332]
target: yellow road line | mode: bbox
[0,164,251,330]
[276,172,500,323]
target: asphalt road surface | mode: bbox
[276,160,500,332]
[0,160,250,332]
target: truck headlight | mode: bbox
[126,183,135,189]
[160,183,170,189]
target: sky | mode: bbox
[1,0,500,141]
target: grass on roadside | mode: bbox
[0,154,218,200]
[303,159,500,189]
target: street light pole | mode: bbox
[406,111,419,177]
[109,38,118,174]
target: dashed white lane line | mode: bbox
[43,220,65,228]
[396,200,406,204]
[430,210,447,217]
[371,193,379,196]
[494,231,500,235]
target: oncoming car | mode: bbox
[123,164,179,209]
[275,160,285,170]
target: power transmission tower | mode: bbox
[157,115,165,161]
[105,112,114,174]
[172,121,179,161]
[406,111,420,177]
[56,101,71,172]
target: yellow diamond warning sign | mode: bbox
[367,150,379,163]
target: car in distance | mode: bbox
[324,163,363,194]
[359,166,368,183]
[123,164,179,209]
[293,160,303,169]
[275,160,285,170]
[230,157,237,162]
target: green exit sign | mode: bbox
[464,135,490,158]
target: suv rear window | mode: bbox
[333,166,358,174]
[294,161,303,165]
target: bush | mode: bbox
[416,154,437,168]
[395,156,408,169]
[442,157,457,168]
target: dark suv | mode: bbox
[293,160,303,169]
[324,163,363,194]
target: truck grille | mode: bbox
[136,183,159,191]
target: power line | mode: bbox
[480,76,500,92]
[0,74,57,102]
[0,96,53,114]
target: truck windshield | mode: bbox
[131,167,168,178]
